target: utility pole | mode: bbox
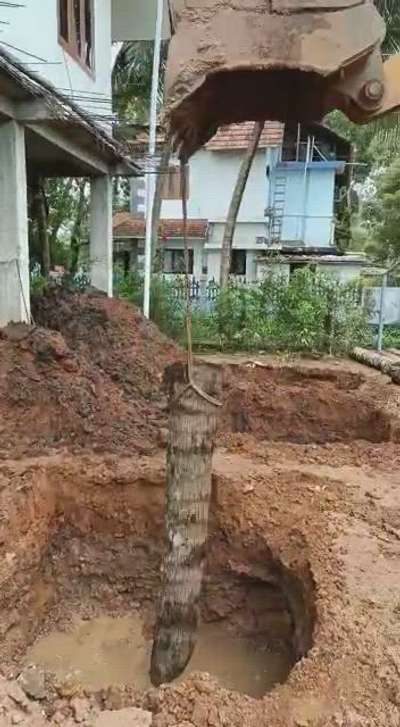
[143,0,164,318]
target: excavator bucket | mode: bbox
[165,0,400,159]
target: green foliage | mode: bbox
[112,40,168,123]
[334,197,352,253]
[115,269,371,355]
[367,157,400,265]
[202,271,371,354]
[30,267,48,296]
[382,324,400,349]
[114,269,184,340]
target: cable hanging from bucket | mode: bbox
[179,159,222,409]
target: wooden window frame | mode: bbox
[58,0,95,78]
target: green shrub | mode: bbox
[114,268,372,355]
[208,270,371,354]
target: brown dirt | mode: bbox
[0,290,181,459]
[1,289,398,460]
[221,364,394,444]
[1,294,400,726]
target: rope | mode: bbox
[179,160,222,409]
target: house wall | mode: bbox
[256,261,363,283]
[205,247,258,283]
[207,221,268,250]
[318,263,363,283]
[256,262,291,282]
[3,0,113,115]
[162,148,268,222]
[273,166,336,248]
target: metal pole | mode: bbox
[377,271,387,352]
[143,0,164,318]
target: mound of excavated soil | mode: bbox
[0,289,398,460]
[0,290,181,459]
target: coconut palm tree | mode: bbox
[113,40,171,268]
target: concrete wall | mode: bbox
[256,261,363,284]
[368,288,400,325]
[207,221,268,250]
[256,262,291,282]
[3,0,113,115]
[162,148,267,222]
[318,263,363,283]
[273,166,336,248]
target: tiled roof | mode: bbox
[113,212,208,239]
[206,121,284,150]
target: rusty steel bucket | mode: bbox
[165,0,395,158]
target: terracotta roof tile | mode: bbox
[113,212,208,239]
[206,121,284,150]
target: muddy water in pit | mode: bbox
[24,614,291,698]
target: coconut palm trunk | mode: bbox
[220,121,265,287]
[150,362,222,686]
[151,135,172,270]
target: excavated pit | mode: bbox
[222,364,392,444]
[0,460,315,701]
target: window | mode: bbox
[230,250,246,276]
[164,249,194,275]
[161,164,190,201]
[58,0,94,72]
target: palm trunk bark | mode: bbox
[150,361,222,686]
[152,136,173,271]
[220,121,265,287]
[351,346,400,383]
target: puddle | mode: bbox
[25,615,291,698]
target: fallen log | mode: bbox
[150,361,222,686]
[351,347,400,384]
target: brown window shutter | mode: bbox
[161,165,190,200]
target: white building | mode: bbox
[114,121,365,284]
[0,0,172,327]
[0,1,171,116]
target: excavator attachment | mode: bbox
[165,0,400,159]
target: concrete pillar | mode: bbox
[0,121,30,327]
[89,175,113,296]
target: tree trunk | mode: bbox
[69,180,87,276]
[150,361,222,686]
[351,346,400,383]
[152,136,173,271]
[32,178,51,277]
[49,178,74,256]
[220,120,265,287]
